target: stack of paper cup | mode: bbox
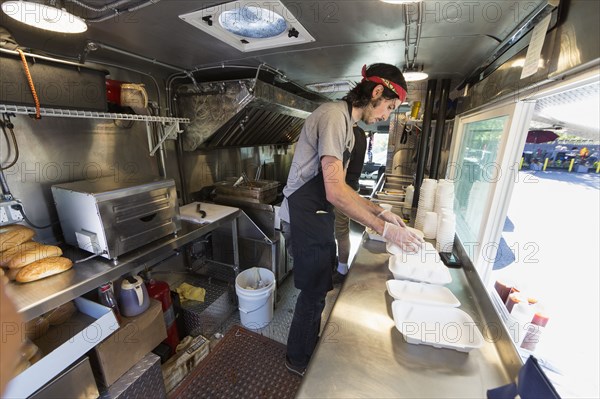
[404,185,414,210]
[415,179,437,231]
[434,180,455,215]
[436,209,456,253]
[422,211,438,239]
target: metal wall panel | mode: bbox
[460,0,599,112]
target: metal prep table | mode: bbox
[297,236,522,398]
[7,213,241,321]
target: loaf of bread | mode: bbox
[0,241,41,267]
[7,245,62,269]
[0,226,35,253]
[16,256,73,283]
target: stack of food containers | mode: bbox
[386,242,484,352]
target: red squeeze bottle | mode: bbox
[521,309,550,351]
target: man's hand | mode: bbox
[382,222,424,251]
[378,209,406,227]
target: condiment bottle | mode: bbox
[494,280,512,303]
[510,301,535,345]
[505,291,523,313]
[98,282,121,323]
[520,306,549,351]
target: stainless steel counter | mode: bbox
[7,212,241,321]
[297,236,516,398]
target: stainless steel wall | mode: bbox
[0,66,174,243]
[460,0,599,112]
[180,144,294,198]
[1,115,161,243]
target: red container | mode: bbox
[106,79,122,105]
[146,279,179,357]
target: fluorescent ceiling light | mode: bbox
[403,65,428,82]
[179,0,314,52]
[1,1,87,33]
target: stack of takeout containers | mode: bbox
[385,241,484,352]
[414,179,437,231]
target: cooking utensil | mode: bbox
[255,268,262,289]
[232,176,244,187]
[196,203,206,218]
[255,163,263,181]
[241,171,253,188]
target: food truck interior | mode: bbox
[0,0,598,398]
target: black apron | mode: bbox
[288,102,353,295]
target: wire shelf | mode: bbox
[0,103,190,123]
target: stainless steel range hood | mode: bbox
[177,78,323,150]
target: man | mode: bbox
[279,63,423,376]
[332,123,367,282]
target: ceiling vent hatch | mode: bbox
[179,0,315,52]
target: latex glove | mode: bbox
[378,209,406,227]
[382,222,424,252]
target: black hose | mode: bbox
[0,169,11,197]
[0,115,19,171]
[11,204,59,229]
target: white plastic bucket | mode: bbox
[235,267,275,329]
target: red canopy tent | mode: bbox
[526,130,559,144]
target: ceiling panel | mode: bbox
[1,0,546,97]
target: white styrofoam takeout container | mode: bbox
[386,280,460,307]
[388,255,452,285]
[391,301,484,352]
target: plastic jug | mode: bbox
[119,275,150,317]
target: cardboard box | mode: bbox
[161,334,210,393]
[91,299,166,387]
[4,298,119,399]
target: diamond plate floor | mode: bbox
[169,326,300,399]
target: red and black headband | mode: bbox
[361,64,407,103]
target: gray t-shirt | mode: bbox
[279,101,355,223]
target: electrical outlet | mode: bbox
[0,199,24,226]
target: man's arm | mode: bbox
[321,156,423,250]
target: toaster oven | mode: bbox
[52,177,181,260]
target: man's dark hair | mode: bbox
[343,63,407,108]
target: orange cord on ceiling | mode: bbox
[16,49,41,119]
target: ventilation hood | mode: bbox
[177,78,323,150]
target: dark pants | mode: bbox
[286,289,327,368]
